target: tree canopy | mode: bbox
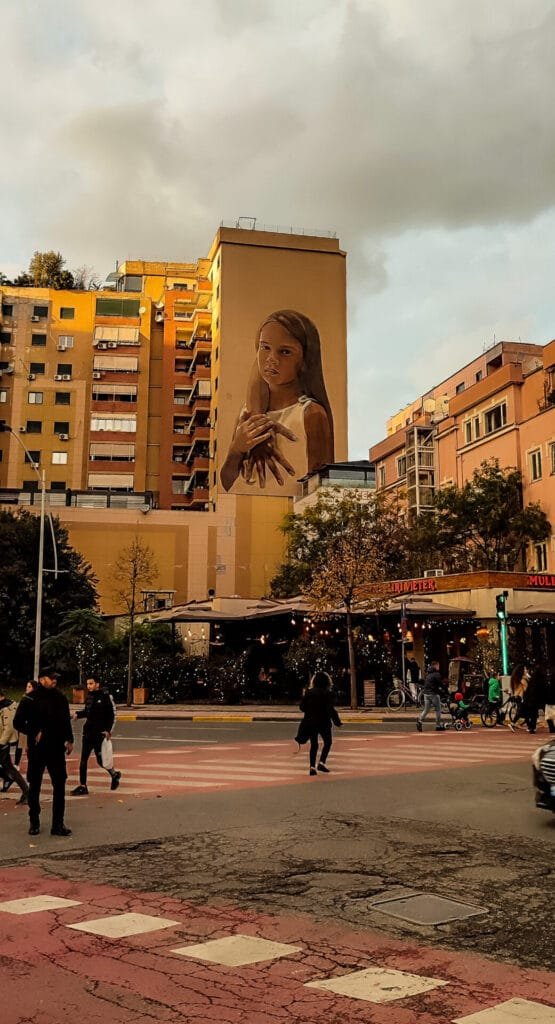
[0,509,98,680]
[433,460,551,571]
[1,251,99,290]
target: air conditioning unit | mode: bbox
[27,373,36,381]
[31,315,41,322]
[97,342,108,350]
[19,426,26,433]
[61,374,71,381]
[107,342,117,349]
[4,366,14,374]
[93,371,102,379]
[58,433,69,441]
[154,311,164,323]
[423,569,444,578]
[54,374,63,381]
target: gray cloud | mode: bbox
[1,0,555,448]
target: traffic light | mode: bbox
[495,591,509,620]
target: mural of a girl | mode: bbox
[220,309,335,494]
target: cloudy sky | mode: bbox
[2,0,555,455]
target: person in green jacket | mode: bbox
[487,674,502,725]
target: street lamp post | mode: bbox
[0,421,57,677]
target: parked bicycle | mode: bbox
[386,680,423,710]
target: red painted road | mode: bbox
[0,729,544,803]
[1,867,554,1023]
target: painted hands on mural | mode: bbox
[233,410,298,488]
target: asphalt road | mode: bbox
[2,721,554,981]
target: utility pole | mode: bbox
[495,591,509,676]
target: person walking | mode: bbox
[0,688,30,805]
[544,672,555,734]
[71,677,121,795]
[13,680,38,770]
[406,657,421,701]
[507,664,529,731]
[299,671,342,776]
[522,666,546,734]
[416,661,446,732]
[487,672,502,725]
[14,671,73,837]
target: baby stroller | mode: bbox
[448,691,472,731]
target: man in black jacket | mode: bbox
[14,671,73,836]
[71,677,121,795]
[416,661,446,732]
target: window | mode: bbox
[59,307,74,319]
[28,392,43,405]
[24,450,41,465]
[95,297,140,317]
[50,481,66,491]
[0,331,11,343]
[33,306,48,318]
[89,443,135,462]
[87,472,134,491]
[56,363,72,376]
[473,415,480,439]
[455,382,465,394]
[92,383,137,403]
[94,326,139,344]
[23,479,39,491]
[90,414,136,432]
[55,392,71,405]
[117,275,142,292]
[0,390,7,403]
[25,421,42,434]
[475,370,483,382]
[530,448,542,481]
[93,355,138,372]
[533,542,548,572]
[57,335,74,350]
[52,452,68,465]
[29,362,45,374]
[396,455,407,478]
[550,441,555,475]
[464,421,472,444]
[1,304,13,317]
[484,402,507,435]
[0,361,10,370]
[0,450,2,461]
[31,334,47,346]
[54,421,70,434]
[378,464,386,488]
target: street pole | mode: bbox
[34,468,46,679]
[401,600,407,686]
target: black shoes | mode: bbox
[416,720,422,732]
[309,767,317,776]
[317,763,330,773]
[29,825,40,835]
[51,826,72,837]
[2,779,14,793]
[17,793,28,806]
[110,771,122,791]
[71,785,88,796]
[436,724,446,731]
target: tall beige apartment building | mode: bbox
[0,224,347,611]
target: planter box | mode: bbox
[72,688,86,705]
[133,687,149,705]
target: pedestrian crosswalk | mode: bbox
[1,730,544,803]
[1,869,554,1023]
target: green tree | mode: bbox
[433,460,551,571]
[112,537,158,706]
[0,509,97,678]
[41,609,109,684]
[271,490,390,708]
[28,250,74,289]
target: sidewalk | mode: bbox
[102,703,423,723]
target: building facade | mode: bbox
[0,224,347,611]
[369,340,555,572]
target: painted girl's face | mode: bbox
[257,322,304,389]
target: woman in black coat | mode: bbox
[299,671,342,776]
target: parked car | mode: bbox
[532,738,555,812]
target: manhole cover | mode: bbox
[370,893,486,925]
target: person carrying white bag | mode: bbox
[71,678,121,795]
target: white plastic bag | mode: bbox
[101,737,113,770]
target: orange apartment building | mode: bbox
[0,223,347,611]
[369,339,555,573]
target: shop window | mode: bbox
[529,448,542,481]
[484,402,507,435]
